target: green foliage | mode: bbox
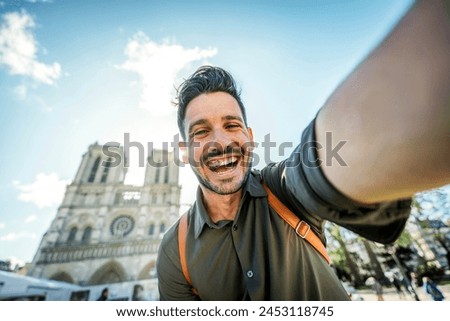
[416,262,445,283]
[395,229,413,248]
[329,246,345,266]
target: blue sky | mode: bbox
[0,0,418,264]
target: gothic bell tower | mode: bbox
[27,142,180,300]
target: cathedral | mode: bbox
[26,142,180,300]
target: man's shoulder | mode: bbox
[256,161,286,184]
[250,168,262,178]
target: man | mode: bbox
[422,276,445,301]
[157,0,450,300]
[132,284,146,301]
[96,287,109,301]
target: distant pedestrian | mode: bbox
[97,287,109,301]
[392,275,406,300]
[422,277,445,301]
[132,284,146,301]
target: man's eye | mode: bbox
[193,130,207,136]
[226,124,240,129]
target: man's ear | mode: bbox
[248,127,255,149]
[178,141,189,164]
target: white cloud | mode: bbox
[0,231,36,242]
[24,215,37,223]
[0,222,5,229]
[119,33,217,114]
[0,11,61,84]
[14,172,70,208]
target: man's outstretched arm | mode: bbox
[316,0,450,204]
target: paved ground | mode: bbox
[355,283,450,301]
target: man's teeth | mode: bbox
[208,157,238,169]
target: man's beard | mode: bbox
[191,163,252,195]
[189,143,253,194]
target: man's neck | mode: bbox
[200,187,243,223]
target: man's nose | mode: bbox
[204,131,235,156]
[211,130,233,149]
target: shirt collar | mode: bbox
[193,169,267,239]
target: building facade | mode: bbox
[27,142,180,300]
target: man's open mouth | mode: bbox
[205,156,239,173]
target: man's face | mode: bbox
[182,92,254,195]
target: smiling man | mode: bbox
[186,92,253,193]
[157,0,450,300]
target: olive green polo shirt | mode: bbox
[157,120,411,300]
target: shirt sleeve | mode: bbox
[261,118,411,244]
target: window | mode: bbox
[81,226,92,243]
[159,223,166,234]
[78,192,88,204]
[88,157,101,183]
[148,224,154,236]
[155,166,160,183]
[95,193,103,204]
[110,215,135,237]
[100,157,112,183]
[67,227,77,243]
[164,166,169,183]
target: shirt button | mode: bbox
[246,270,254,278]
[233,224,238,231]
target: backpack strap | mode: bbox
[177,183,331,295]
[261,182,331,264]
[177,211,199,296]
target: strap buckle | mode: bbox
[295,220,310,239]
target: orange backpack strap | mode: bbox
[262,182,331,265]
[177,211,199,296]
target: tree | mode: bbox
[412,186,450,270]
[327,224,364,287]
[362,239,387,284]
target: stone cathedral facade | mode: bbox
[27,142,180,300]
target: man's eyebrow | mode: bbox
[223,115,244,122]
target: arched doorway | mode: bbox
[87,261,126,285]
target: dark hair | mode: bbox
[175,65,248,140]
